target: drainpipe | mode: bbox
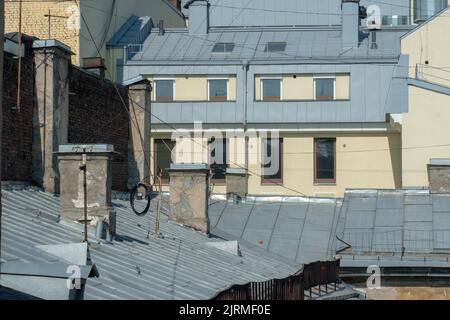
[242,60,250,194]
[0,0,4,272]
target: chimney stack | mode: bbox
[187,0,209,35]
[57,144,116,239]
[169,163,210,233]
[342,0,361,49]
[81,57,106,79]
[427,159,450,194]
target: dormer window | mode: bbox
[212,42,235,53]
[265,42,287,52]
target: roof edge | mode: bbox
[401,5,450,40]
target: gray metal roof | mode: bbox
[128,27,408,64]
[0,187,300,300]
[181,0,412,27]
[337,189,450,267]
[209,196,342,264]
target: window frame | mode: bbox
[313,76,336,101]
[207,78,229,102]
[260,76,283,101]
[261,138,284,185]
[154,78,176,102]
[313,138,337,184]
[207,137,230,184]
[154,139,176,185]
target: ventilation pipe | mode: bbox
[158,20,165,36]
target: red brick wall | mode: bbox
[1,38,34,181]
[68,67,130,191]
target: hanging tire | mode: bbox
[130,183,152,216]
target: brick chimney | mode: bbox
[57,144,116,238]
[428,159,450,194]
[169,163,210,233]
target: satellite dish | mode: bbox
[366,5,382,30]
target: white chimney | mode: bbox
[186,0,209,35]
[342,0,361,49]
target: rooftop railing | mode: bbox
[213,259,340,300]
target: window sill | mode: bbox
[152,100,237,103]
[261,181,284,186]
[255,99,350,103]
[314,182,337,186]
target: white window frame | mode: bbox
[207,77,230,101]
[153,77,176,101]
[313,75,336,101]
[260,75,283,101]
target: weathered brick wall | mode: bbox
[2,38,35,181]
[5,0,79,64]
[68,67,129,191]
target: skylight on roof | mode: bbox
[265,42,287,52]
[212,42,235,53]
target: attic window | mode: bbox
[212,42,235,53]
[265,42,286,52]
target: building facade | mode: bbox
[117,0,450,197]
[401,6,450,188]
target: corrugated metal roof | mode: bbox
[128,28,408,63]
[0,187,301,300]
[338,190,450,257]
[209,196,342,264]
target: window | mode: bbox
[154,139,175,183]
[314,78,335,101]
[262,79,281,101]
[265,42,287,52]
[155,80,174,101]
[208,138,229,183]
[314,138,336,184]
[208,79,228,101]
[261,138,283,183]
[212,42,235,53]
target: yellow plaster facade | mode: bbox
[150,129,401,197]
[401,6,450,188]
